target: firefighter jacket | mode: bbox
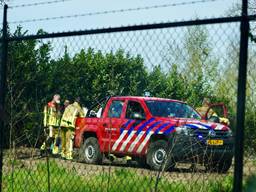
[43,101,61,127]
[60,102,85,128]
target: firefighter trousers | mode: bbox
[61,127,74,160]
[40,126,59,154]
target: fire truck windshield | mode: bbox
[145,100,201,119]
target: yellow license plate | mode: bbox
[207,140,224,146]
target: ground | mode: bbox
[2,147,256,192]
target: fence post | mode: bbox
[233,0,249,191]
[0,4,8,192]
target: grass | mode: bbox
[2,160,236,192]
[2,161,89,192]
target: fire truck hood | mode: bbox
[155,117,230,131]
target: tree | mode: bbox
[92,49,148,100]
[6,27,52,147]
[164,25,218,106]
[147,65,167,97]
[165,64,187,100]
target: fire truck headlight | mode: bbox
[226,129,233,137]
[175,126,193,136]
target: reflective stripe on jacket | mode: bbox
[43,101,61,127]
[60,102,85,128]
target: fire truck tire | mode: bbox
[146,140,174,171]
[79,137,102,164]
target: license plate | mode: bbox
[207,139,223,146]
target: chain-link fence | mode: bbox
[1,3,256,192]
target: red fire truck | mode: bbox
[74,96,234,172]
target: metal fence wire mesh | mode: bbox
[1,8,256,192]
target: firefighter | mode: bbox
[196,98,216,118]
[60,99,70,114]
[64,99,70,109]
[60,97,85,160]
[197,98,230,125]
[40,94,62,155]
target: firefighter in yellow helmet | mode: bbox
[40,94,62,155]
[196,98,216,118]
[60,97,85,160]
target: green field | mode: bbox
[2,160,238,192]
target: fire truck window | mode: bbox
[108,100,124,118]
[126,101,145,119]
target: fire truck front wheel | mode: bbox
[79,137,103,164]
[146,140,174,171]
